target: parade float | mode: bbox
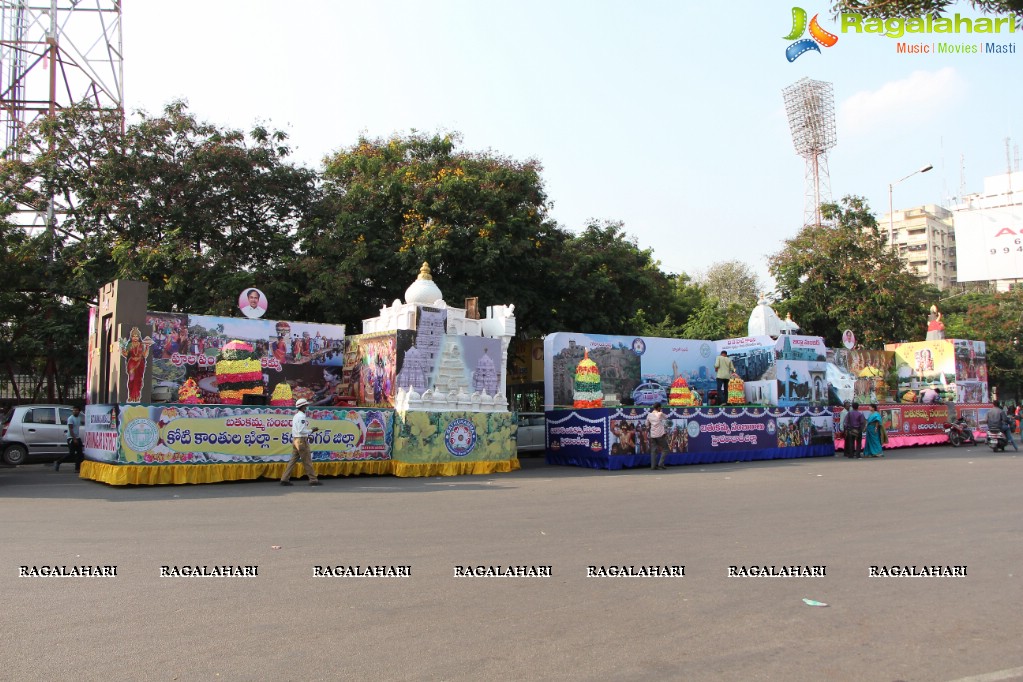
[542,297,992,470]
[825,304,990,449]
[541,298,837,470]
[80,267,518,485]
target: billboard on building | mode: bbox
[953,206,1023,282]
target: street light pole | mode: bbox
[888,164,934,246]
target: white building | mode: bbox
[881,204,958,290]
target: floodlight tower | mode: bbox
[782,78,837,227]
[1,0,123,226]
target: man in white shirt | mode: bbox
[281,399,321,486]
[55,406,84,473]
[647,403,669,470]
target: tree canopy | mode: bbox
[297,132,567,335]
[769,196,938,349]
[833,0,1023,18]
[697,260,764,311]
[941,289,1023,400]
[0,102,318,394]
[297,133,703,337]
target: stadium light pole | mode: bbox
[782,78,837,228]
[888,164,934,245]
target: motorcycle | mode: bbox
[987,429,1008,452]
[943,418,977,447]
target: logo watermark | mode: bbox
[784,7,839,62]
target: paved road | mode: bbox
[2,445,1022,682]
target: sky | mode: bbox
[112,1,1023,288]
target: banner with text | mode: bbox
[98,404,391,464]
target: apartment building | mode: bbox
[882,204,958,290]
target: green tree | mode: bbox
[0,210,86,398]
[0,102,317,394]
[300,132,565,335]
[833,1,1023,19]
[941,290,1023,400]
[555,221,701,335]
[0,101,317,317]
[769,195,935,348]
[698,260,764,310]
[696,260,763,338]
[680,301,728,340]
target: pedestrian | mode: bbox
[280,398,322,486]
[647,402,669,470]
[844,401,866,458]
[837,400,851,457]
[864,403,884,457]
[55,406,84,472]
[714,351,735,404]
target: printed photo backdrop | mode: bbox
[345,331,407,408]
[145,311,346,404]
[885,339,988,403]
[392,306,503,399]
[545,332,832,410]
[768,335,828,407]
[827,348,897,404]
[718,336,776,382]
[544,333,714,409]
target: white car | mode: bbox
[1,404,76,465]
[515,413,546,453]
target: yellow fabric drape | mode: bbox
[79,457,520,485]
[391,459,521,477]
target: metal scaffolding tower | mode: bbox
[782,78,837,228]
[1,0,123,155]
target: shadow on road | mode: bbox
[0,444,1017,502]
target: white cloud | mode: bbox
[839,68,968,135]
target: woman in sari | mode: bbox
[864,403,885,457]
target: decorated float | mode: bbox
[828,336,990,449]
[542,326,835,470]
[542,297,992,470]
[80,267,518,485]
[541,297,838,470]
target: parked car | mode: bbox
[1,404,75,466]
[631,382,668,406]
[515,412,546,453]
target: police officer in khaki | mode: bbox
[281,398,321,486]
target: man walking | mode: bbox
[714,351,735,405]
[281,399,322,486]
[647,403,669,470]
[844,401,866,458]
[55,406,84,473]
[837,400,852,457]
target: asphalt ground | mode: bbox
[1,444,1022,682]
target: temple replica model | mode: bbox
[79,267,518,485]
